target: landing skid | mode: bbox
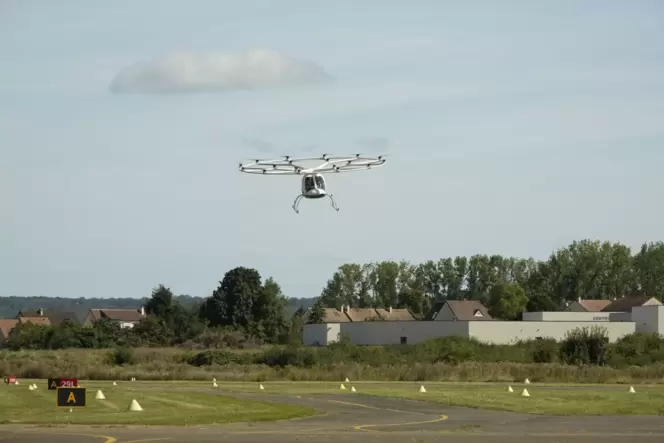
[292,194,340,214]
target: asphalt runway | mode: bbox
[3,391,664,443]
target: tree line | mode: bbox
[3,267,305,350]
[3,239,663,351]
[317,240,664,320]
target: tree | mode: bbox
[199,266,288,342]
[145,284,173,318]
[633,242,664,299]
[320,263,366,308]
[487,282,528,320]
[308,298,326,323]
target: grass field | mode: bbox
[3,379,664,422]
[200,380,664,416]
[0,380,317,425]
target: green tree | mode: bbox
[308,298,325,323]
[320,263,366,308]
[199,267,287,342]
[633,242,664,299]
[145,284,173,318]
[487,282,528,320]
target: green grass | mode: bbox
[4,379,664,423]
[176,380,664,416]
[0,380,316,425]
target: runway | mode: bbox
[3,391,664,442]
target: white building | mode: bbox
[303,297,663,346]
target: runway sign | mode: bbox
[48,377,78,390]
[4,376,17,384]
[56,387,86,407]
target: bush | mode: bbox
[186,350,242,366]
[531,338,559,363]
[608,333,664,366]
[559,326,608,365]
[111,347,136,365]
[257,346,319,368]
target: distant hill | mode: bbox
[0,295,317,323]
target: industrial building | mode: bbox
[302,295,663,346]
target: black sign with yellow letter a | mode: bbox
[56,387,86,407]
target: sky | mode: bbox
[2,0,663,301]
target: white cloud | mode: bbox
[108,49,331,94]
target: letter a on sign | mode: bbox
[57,387,87,408]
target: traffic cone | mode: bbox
[129,399,143,411]
[95,390,105,399]
[419,385,426,393]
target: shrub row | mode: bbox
[178,328,664,369]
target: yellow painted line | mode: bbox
[354,414,448,433]
[438,431,664,437]
[19,431,117,443]
[318,398,425,415]
[122,438,172,443]
[322,399,383,410]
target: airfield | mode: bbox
[2,380,664,443]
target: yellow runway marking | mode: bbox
[354,414,448,433]
[122,438,172,443]
[19,432,117,443]
[314,398,426,415]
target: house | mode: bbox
[0,319,19,347]
[305,306,415,324]
[374,307,416,321]
[565,298,612,312]
[83,307,146,329]
[18,316,50,326]
[17,308,79,326]
[601,295,662,312]
[424,300,492,321]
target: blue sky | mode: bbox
[2,0,663,301]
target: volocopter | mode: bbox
[238,154,387,213]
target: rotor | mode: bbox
[238,154,387,175]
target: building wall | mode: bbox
[303,321,470,346]
[82,312,94,327]
[432,303,455,321]
[340,321,470,345]
[522,311,625,322]
[632,306,664,335]
[611,312,632,322]
[468,321,635,344]
[302,323,341,346]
